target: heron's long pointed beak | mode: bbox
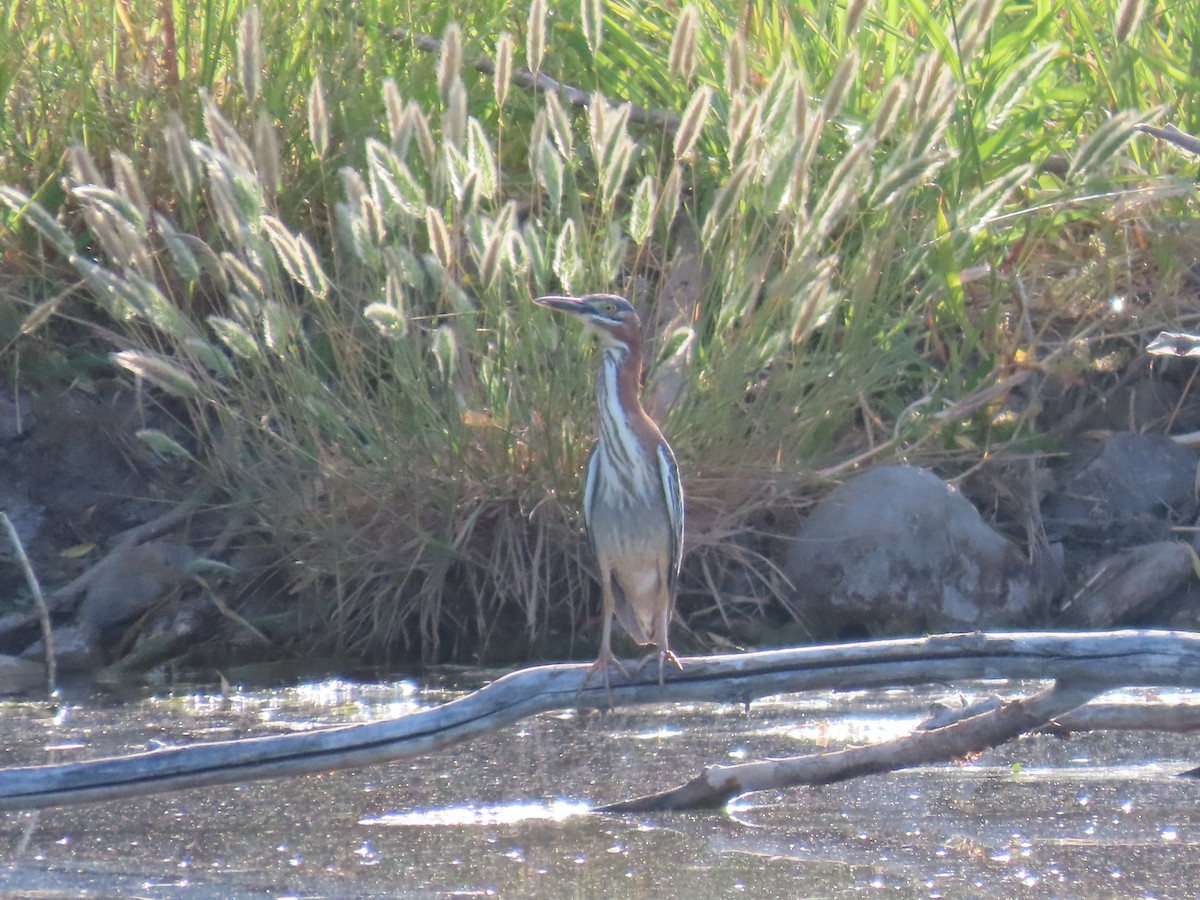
[532,294,588,315]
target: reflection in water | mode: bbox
[0,677,1199,898]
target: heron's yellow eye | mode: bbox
[602,302,616,313]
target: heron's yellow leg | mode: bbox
[579,570,628,702]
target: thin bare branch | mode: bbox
[0,512,55,695]
[382,25,682,133]
[1136,123,1200,156]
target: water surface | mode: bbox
[2,677,1198,898]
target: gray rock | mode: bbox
[1093,376,1200,433]
[76,542,197,628]
[0,653,48,694]
[1044,432,1198,541]
[21,621,103,673]
[784,465,1033,639]
[1063,540,1195,628]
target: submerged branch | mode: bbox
[2,630,1200,811]
[599,681,1099,812]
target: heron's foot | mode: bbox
[578,649,629,706]
[635,648,684,685]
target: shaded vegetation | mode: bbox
[1,0,1199,664]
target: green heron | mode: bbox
[533,293,685,690]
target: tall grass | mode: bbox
[1,0,1197,661]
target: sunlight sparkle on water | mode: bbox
[152,678,425,725]
[361,800,591,827]
[631,726,683,740]
[780,714,924,744]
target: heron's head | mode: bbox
[532,293,642,352]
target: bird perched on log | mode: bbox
[533,293,685,691]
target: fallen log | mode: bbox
[2,630,1200,811]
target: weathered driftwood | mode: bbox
[600,681,1101,812]
[1039,699,1200,733]
[919,695,1200,733]
[603,682,1200,812]
[3,630,1200,811]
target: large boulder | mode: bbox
[784,465,1033,639]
